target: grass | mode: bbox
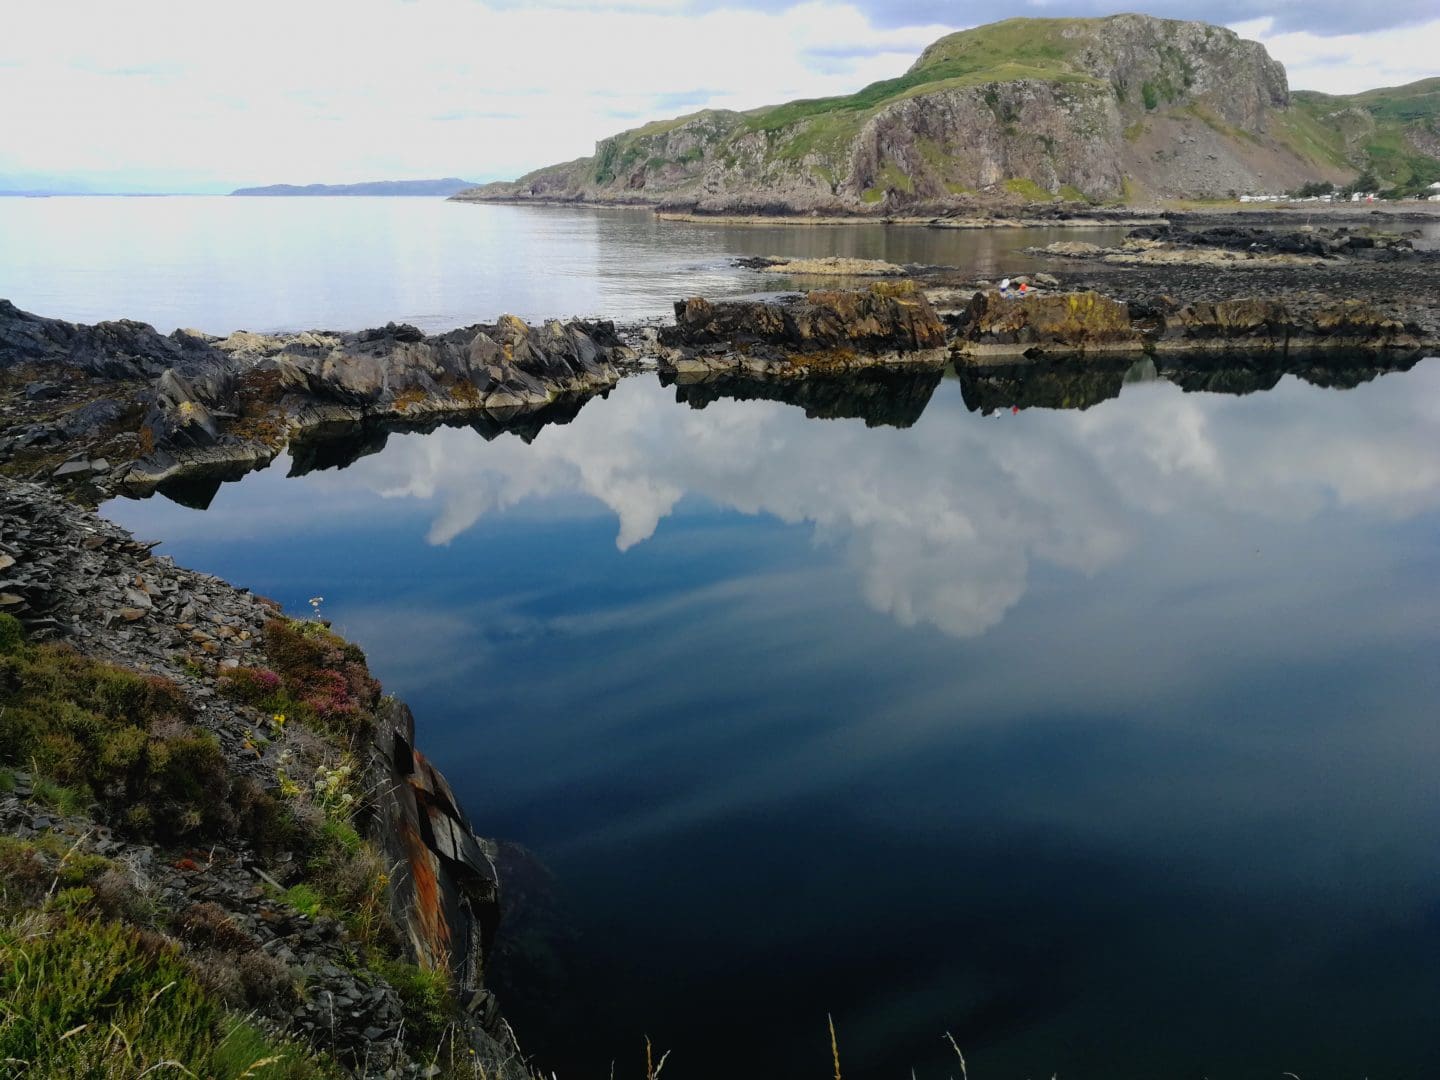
[375,959,458,1052]
[0,916,337,1078]
[1288,79,1440,187]
[1004,178,1052,200]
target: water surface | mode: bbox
[102,357,1440,1080]
[0,196,1118,334]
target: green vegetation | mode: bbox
[1289,79,1440,190]
[0,616,240,839]
[0,917,333,1078]
[0,597,486,1078]
[1185,104,1261,145]
[375,959,459,1050]
[1004,177,1052,200]
[221,617,381,747]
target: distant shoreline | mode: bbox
[450,193,1440,229]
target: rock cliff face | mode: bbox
[454,14,1391,211]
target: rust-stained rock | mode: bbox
[368,697,499,989]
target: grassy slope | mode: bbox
[1291,78,1440,190]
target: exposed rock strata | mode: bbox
[953,289,1426,358]
[655,281,949,379]
[0,300,630,494]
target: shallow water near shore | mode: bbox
[102,354,1440,1080]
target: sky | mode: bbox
[1,0,1436,193]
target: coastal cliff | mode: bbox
[452,14,1440,213]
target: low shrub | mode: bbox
[260,618,382,743]
[0,640,236,840]
[0,612,23,655]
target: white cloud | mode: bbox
[1230,16,1440,94]
[2,1,1428,191]
[0,0,946,190]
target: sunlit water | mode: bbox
[103,360,1440,1080]
[11,195,1437,1080]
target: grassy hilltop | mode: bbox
[455,15,1440,212]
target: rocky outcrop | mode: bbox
[1155,298,1422,352]
[957,290,1141,357]
[1032,224,1426,267]
[655,282,948,379]
[0,300,630,494]
[952,288,1427,359]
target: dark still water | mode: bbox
[102,358,1440,1080]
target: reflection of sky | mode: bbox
[103,362,1440,1080]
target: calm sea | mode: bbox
[11,197,1436,1080]
[0,195,1125,334]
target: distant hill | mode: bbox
[232,178,479,197]
[453,15,1440,212]
[1291,78,1440,192]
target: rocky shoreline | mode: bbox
[4,223,1438,500]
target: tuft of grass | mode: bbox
[280,883,323,919]
[376,959,458,1052]
[0,612,23,655]
[0,915,338,1078]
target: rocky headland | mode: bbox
[451,15,1440,216]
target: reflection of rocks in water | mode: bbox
[958,360,1132,414]
[485,842,585,1063]
[959,352,1427,412]
[662,368,943,429]
[285,391,608,478]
